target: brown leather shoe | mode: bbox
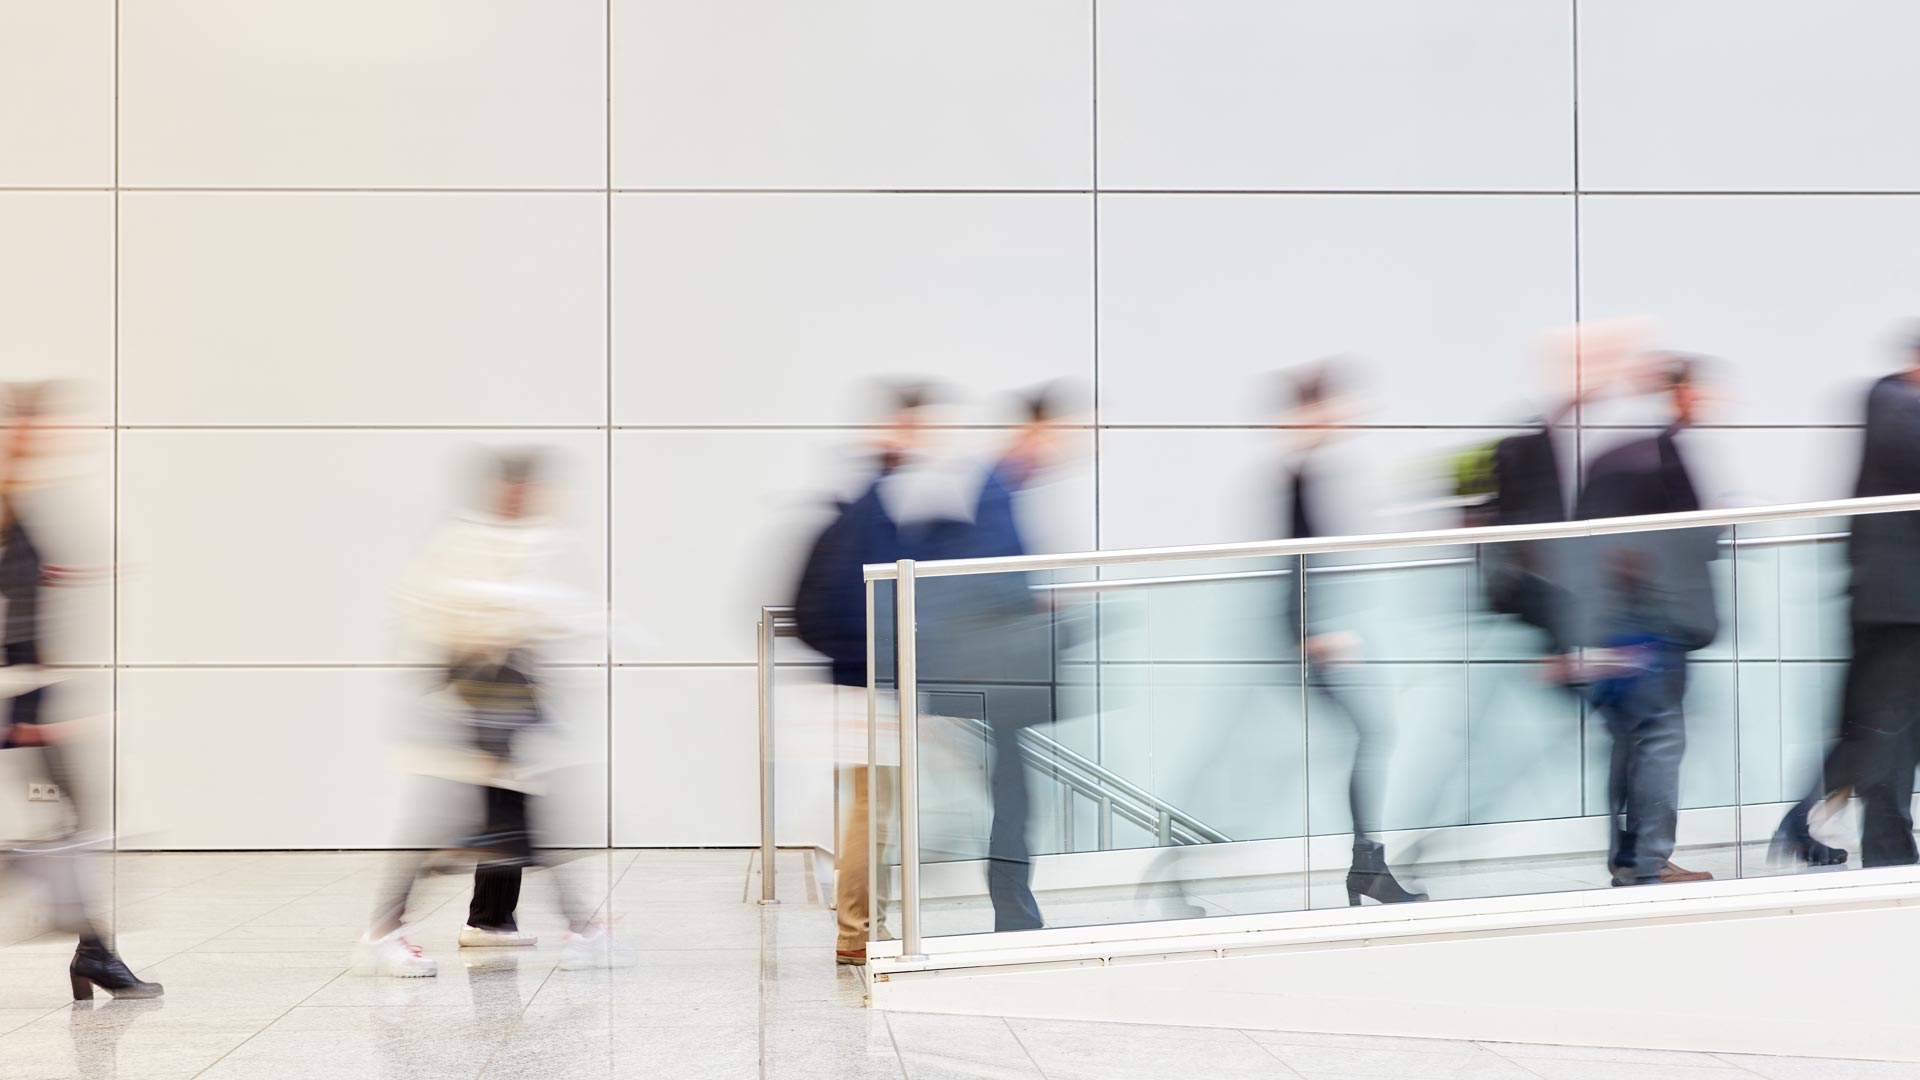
[835,948,866,966]
[1657,862,1713,884]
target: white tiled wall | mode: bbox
[5,2,1913,849]
[1096,0,1573,192]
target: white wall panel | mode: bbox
[1,0,1891,860]
[0,193,113,417]
[612,194,1092,425]
[117,430,607,664]
[1580,196,1920,424]
[116,667,607,849]
[613,429,1095,664]
[1097,0,1572,191]
[1099,195,1575,425]
[119,193,607,425]
[119,0,605,188]
[1098,428,1524,550]
[0,1,113,187]
[611,0,1091,190]
[1580,0,1920,191]
[611,666,758,847]
[1665,427,1861,509]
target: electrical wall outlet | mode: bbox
[26,783,60,803]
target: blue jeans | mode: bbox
[1600,658,1688,883]
[987,723,1043,932]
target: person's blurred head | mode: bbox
[1901,322,1920,373]
[4,382,48,421]
[490,449,546,520]
[869,378,942,465]
[1657,353,1709,427]
[1274,358,1361,442]
[1004,379,1084,472]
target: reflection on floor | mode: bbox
[0,849,1908,1079]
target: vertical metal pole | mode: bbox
[864,580,878,947]
[757,610,780,905]
[1730,525,1744,880]
[1097,793,1113,851]
[896,560,925,960]
[1059,785,1075,852]
[1156,809,1173,847]
[1297,555,1313,907]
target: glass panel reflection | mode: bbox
[875,500,1920,951]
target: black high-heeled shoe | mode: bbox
[69,941,163,1001]
[1345,840,1428,906]
[1770,800,1848,867]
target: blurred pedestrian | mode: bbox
[0,382,159,1001]
[966,381,1078,933]
[1577,356,1718,887]
[1277,362,1425,906]
[354,449,622,977]
[792,381,944,966]
[1775,332,1920,867]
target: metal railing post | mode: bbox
[756,608,780,905]
[895,559,925,961]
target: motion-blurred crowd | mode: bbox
[7,317,1920,997]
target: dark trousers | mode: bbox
[5,639,43,727]
[1600,659,1688,883]
[468,786,529,930]
[1839,623,1920,867]
[986,723,1042,932]
[373,779,560,937]
[1308,662,1392,847]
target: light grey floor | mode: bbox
[0,849,1910,1079]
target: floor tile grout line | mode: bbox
[882,1011,915,1080]
[1237,1028,1310,1079]
[180,943,392,1078]
[1482,1039,1760,1076]
[472,956,563,1080]
[1472,1039,1551,1078]
[181,1004,301,1080]
[217,865,373,936]
[1004,1016,1053,1079]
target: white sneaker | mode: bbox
[559,926,633,971]
[458,926,538,948]
[351,930,437,978]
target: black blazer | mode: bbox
[1575,427,1719,651]
[1849,373,1920,625]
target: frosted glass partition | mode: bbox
[865,495,1920,956]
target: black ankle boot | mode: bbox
[1346,841,1427,906]
[70,940,163,1001]
[1770,799,1849,867]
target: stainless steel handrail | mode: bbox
[875,494,1912,953]
[755,606,794,905]
[942,713,1231,847]
[1030,531,1851,596]
[754,605,1233,907]
[864,493,1920,581]
[764,522,1854,904]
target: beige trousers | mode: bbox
[835,764,896,952]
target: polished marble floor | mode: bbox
[0,849,1913,1079]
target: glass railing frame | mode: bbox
[864,491,1920,960]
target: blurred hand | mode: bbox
[1305,631,1360,667]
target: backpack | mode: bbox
[792,481,888,666]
